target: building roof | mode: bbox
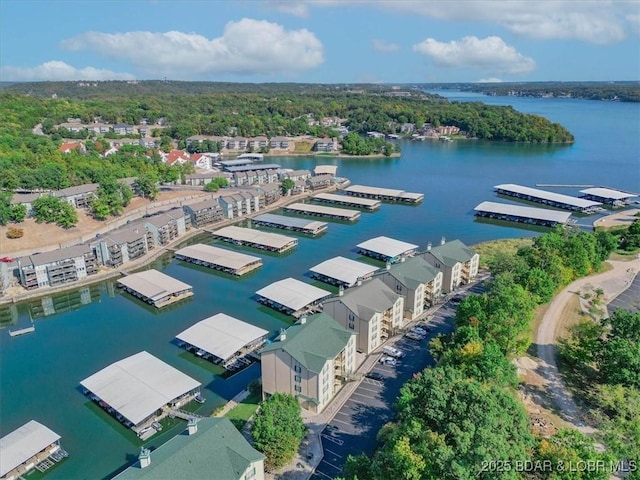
[185,198,221,212]
[285,203,360,220]
[252,213,327,232]
[256,278,331,312]
[176,313,268,362]
[0,420,61,477]
[10,192,45,204]
[262,313,354,373]
[114,418,264,480]
[325,278,400,320]
[218,159,254,167]
[101,225,148,246]
[423,239,477,267]
[357,236,419,259]
[313,193,381,208]
[310,256,379,287]
[385,257,441,289]
[225,164,281,173]
[314,165,338,176]
[144,208,185,228]
[175,244,262,271]
[117,270,192,302]
[495,184,601,209]
[80,351,201,426]
[579,187,638,200]
[474,201,572,224]
[214,226,296,250]
[56,183,99,197]
[22,244,93,268]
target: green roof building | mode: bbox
[261,313,356,413]
[421,239,479,293]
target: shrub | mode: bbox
[6,226,24,239]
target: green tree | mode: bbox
[8,203,27,223]
[136,173,159,200]
[31,195,78,228]
[281,178,295,194]
[252,393,307,471]
[597,309,640,388]
[203,177,229,192]
[343,454,373,480]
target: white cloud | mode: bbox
[0,61,135,81]
[413,35,535,75]
[476,77,503,83]
[60,18,324,78]
[371,39,400,53]
[269,1,311,18]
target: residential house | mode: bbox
[185,135,226,148]
[437,125,461,135]
[280,170,311,182]
[218,191,260,219]
[163,150,191,166]
[376,257,443,320]
[314,138,338,152]
[113,418,265,480]
[137,126,149,136]
[247,136,268,150]
[306,174,333,191]
[261,313,357,413]
[269,136,290,149]
[86,123,111,134]
[183,198,223,227]
[59,122,84,133]
[292,179,307,194]
[323,278,404,354]
[138,137,157,148]
[58,142,85,154]
[400,123,415,134]
[55,183,99,209]
[92,225,154,267]
[113,123,134,135]
[420,239,479,293]
[18,245,99,290]
[144,208,191,246]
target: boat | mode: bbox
[439,135,452,142]
[194,394,206,404]
[152,421,163,431]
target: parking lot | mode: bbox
[608,271,640,313]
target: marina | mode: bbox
[494,183,602,213]
[579,187,639,207]
[312,192,381,210]
[255,277,332,317]
[283,202,361,221]
[309,256,379,288]
[251,213,328,236]
[474,201,573,227]
[174,243,262,276]
[116,270,194,308]
[344,185,424,203]
[212,225,298,254]
[356,236,419,263]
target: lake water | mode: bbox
[1,93,639,479]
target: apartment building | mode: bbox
[144,208,191,246]
[421,239,480,293]
[18,245,99,290]
[183,198,224,227]
[218,191,260,219]
[93,225,154,267]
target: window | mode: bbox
[294,365,301,373]
[348,321,355,330]
[294,375,301,383]
[294,385,302,393]
[348,313,355,321]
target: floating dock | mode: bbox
[494,183,601,213]
[356,236,419,263]
[283,203,361,221]
[251,213,328,236]
[313,192,381,210]
[175,243,262,276]
[117,269,193,308]
[579,187,639,207]
[474,201,573,227]
[8,326,35,337]
[213,225,297,253]
[255,277,332,317]
[309,256,379,288]
[344,185,424,203]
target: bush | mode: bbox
[6,226,24,239]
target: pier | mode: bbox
[174,244,262,276]
[117,270,194,308]
[474,201,573,227]
[344,185,424,203]
[283,203,361,222]
[255,277,331,317]
[212,225,297,253]
[8,326,35,337]
[579,187,639,207]
[494,183,601,213]
[251,213,328,236]
[313,192,381,210]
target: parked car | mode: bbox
[405,332,424,341]
[365,371,384,381]
[410,326,428,336]
[383,346,404,358]
[379,355,397,366]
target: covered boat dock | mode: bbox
[176,313,269,369]
[474,201,573,227]
[344,185,424,203]
[80,351,201,436]
[256,277,332,317]
[356,236,419,263]
[494,183,601,213]
[174,244,262,276]
[309,256,379,288]
[313,193,381,210]
[283,203,360,221]
[579,187,638,207]
[251,213,328,236]
[117,270,193,308]
[212,225,298,253]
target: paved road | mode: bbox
[607,271,640,313]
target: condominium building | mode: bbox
[144,208,191,246]
[421,239,480,293]
[93,225,154,267]
[183,198,224,227]
[18,245,99,290]
[218,191,260,219]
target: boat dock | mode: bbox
[251,213,328,236]
[356,236,419,263]
[344,185,424,203]
[117,270,194,308]
[313,192,381,210]
[212,225,298,253]
[283,203,361,222]
[255,277,332,317]
[494,183,601,213]
[579,187,639,207]
[175,244,262,276]
[474,201,573,227]
[8,326,35,337]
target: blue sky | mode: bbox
[1,0,639,83]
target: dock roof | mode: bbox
[314,165,338,176]
[214,225,297,250]
[285,203,360,220]
[80,351,201,426]
[256,278,331,312]
[175,244,262,272]
[579,187,638,200]
[117,270,192,303]
[218,159,253,167]
[225,163,280,172]
[0,420,61,477]
[313,193,381,208]
[474,201,572,224]
[346,184,404,196]
[310,256,379,287]
[495,184,601,209]
[252,213,327,232]
[357,236,419,259]
[176,313,268,362]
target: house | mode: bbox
[306,174,333,191]
[138,137,157,148]
[190,153,212,170]
[292,179,307,194]
[314,138,338,152]
[55,183,99,209]
[18,245,99,290]
[323,278,404,354]
[58,142,85,154]
[400,123,415,133]
[59,122,84,133]
[163,150,191,166]
[436,125,461,135]
[420,239,479,293]
[113,418,265,480]
[183,198,223,227]
[92,225,154,267]
[113,123,134,135]
[261,313,357,413]
[86,123,111,134]
[247,136,268,150]
[376,257,443,320]
[269,136,290,149]
[218,191,260,219]
[144,208,191,246]
[185,135,226,148]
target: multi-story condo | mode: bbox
[183,198,224,227]
[18,245,99,290]
[56,183,99,209]
[323,278,404,354]
[144,208,191,246]
[261,313,357,413]
[421,239,480,293]
[280,170,311,182]
[376,257,443,320]
[253,184,282,207]
[306,175,333,191]
[218,191,260,219]
[92,225,154,267]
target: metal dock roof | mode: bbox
[357,236,419,259]
[579,187,638,200]
[310,256,379,287]
[213,225,297,251]
[495,183,601,209]
[345,184,424,202]
[313,193,381,209]
[116,270,192,303]
[174,244,262,272]
[176,313,268,362]
[256,278,331,312]
[252,213,328,235]
[284,202,360,221]
[80,351,201,426]
[1,421,61,477]
[225,163,280,172]
[474,201,572,224]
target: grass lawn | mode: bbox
[225,391,261,430]
[472,237,533,268]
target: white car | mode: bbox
[410,327,428,336]
[405,332,424,341]
[379,355,397,366]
